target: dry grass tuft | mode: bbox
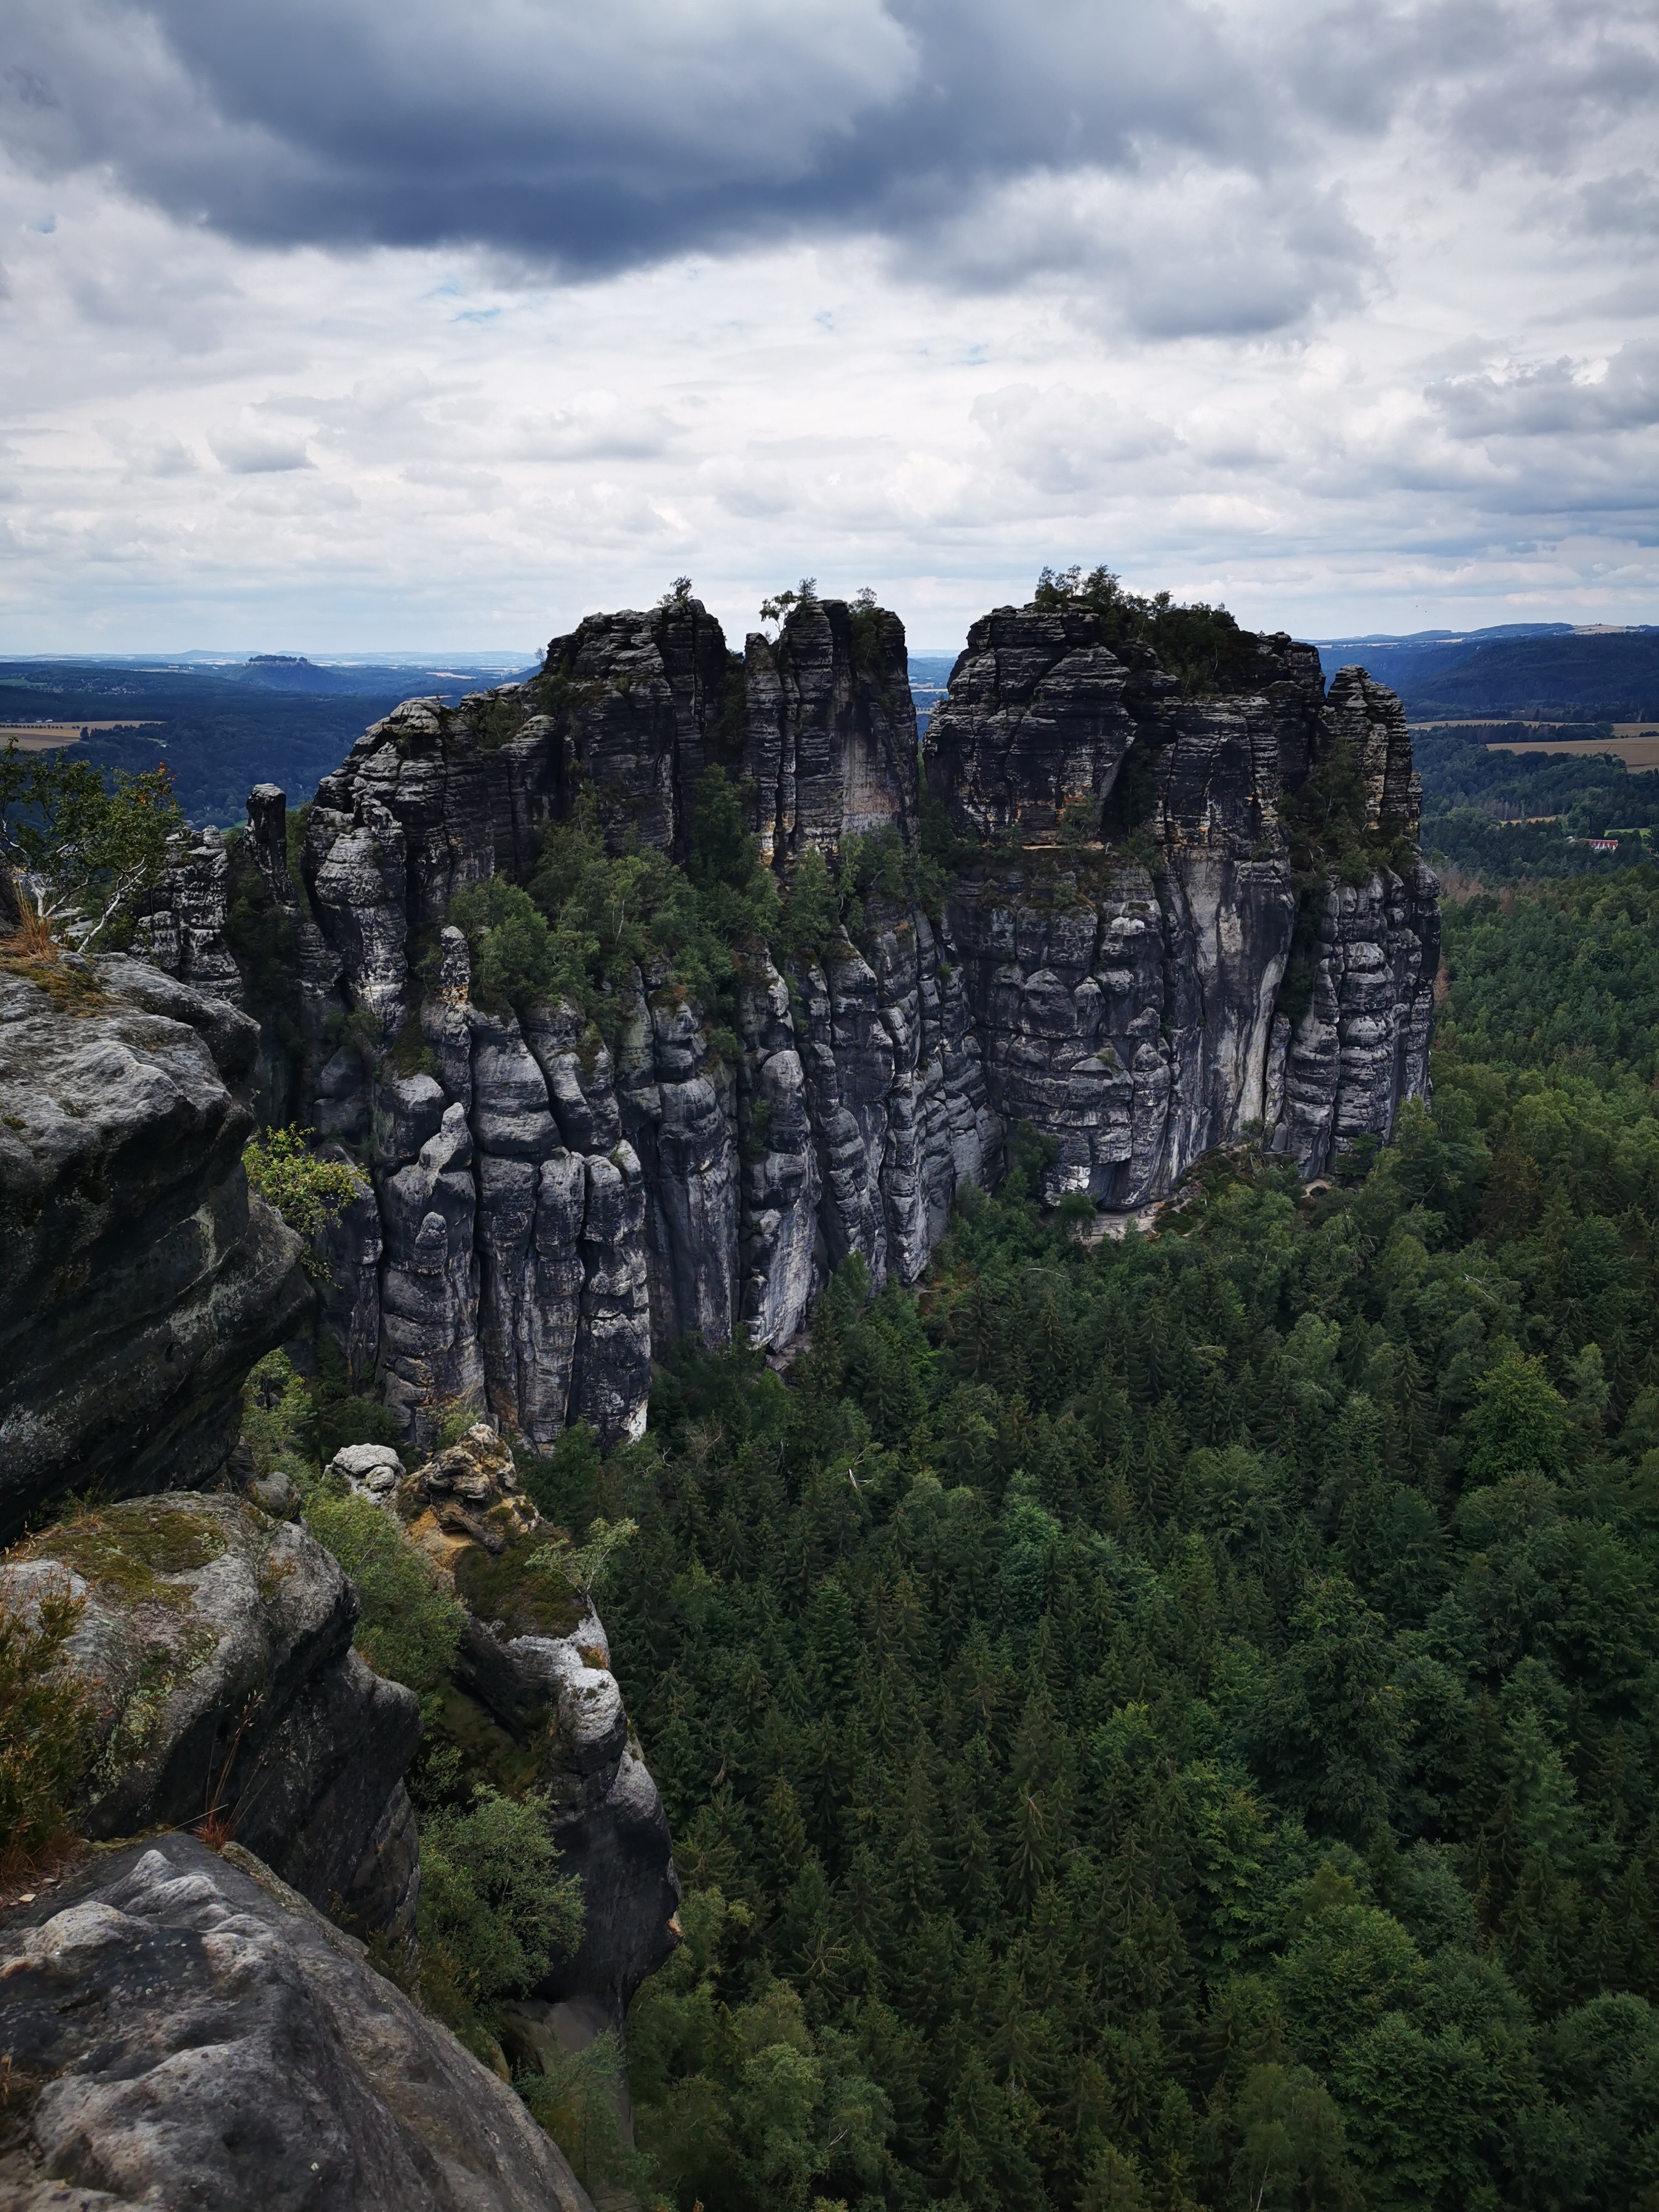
[0,905,110,1013]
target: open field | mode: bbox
[1487,729,1659,769]
[1,721,160,751]
[1415,725,1659,743]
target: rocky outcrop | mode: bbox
[0,1832,593,2211]
[934,619,1438,1199]
[394,1426,682,2028]
[923,604,1142,839]
[0,911,675,2170]
[1269,865,1439,1176]
[3,1492,421,1948]
[142,592,1435,1449]
[743,597,919,862]
[130,828,246,1003]
[0,954,309,1544]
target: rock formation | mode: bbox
[0,954,309,1546]
[130,591,1439,1455]
[0,1833,594,2211]
[0,876,679,2203]
[0,925,680,2011]
[391,1424,682,2026]
[932,628,1438,1204]
[5,1493,421,1947]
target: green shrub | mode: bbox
[303,1490,464,1697]
[417,1785,585,2047]
[516,2031,654,2198]
[514,1423,604,1530]
[0,743,184,948]
[241,1348,315,1480]
[446,770,783,1047]
[0,1566,96,1868]
[1031,563,1260,697]
[447,878,557,1012]
[628,1886,892,2212]
[525,1515,637,1614]
[243,1126,364,1275]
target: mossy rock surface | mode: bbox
[0,946,112,1014]
[453,1535,584,1642]
[22,1502,228,1610]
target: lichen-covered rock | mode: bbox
[2,1493,420,1946]
[400,1423,538,1552]
[0,1832,593,2211]
[0,956,309,1544]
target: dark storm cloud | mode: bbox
[1,0,1252,265]
[1,0,1653,337]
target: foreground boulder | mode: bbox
[0,955,309,1544]
[4,1492,420,1946]
[0,1832,592,2211]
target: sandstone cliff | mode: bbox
[0,1833,595,2211]
[0,954,309,1547]
[133,591,1438,1456]
[931,621,1438,1205]
[0,922,680,2189]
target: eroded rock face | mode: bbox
[130,829,245,1004]
[925,605,1141,839]
[0,956,309,1544]
[743,597,918,862]
[396,1428,682,2028]
[2,1493,420,1947]
[0,1832,593,2212]
[151,595,1435,1450]
[934,624,1438,1202]
[1269,863,1440,1178]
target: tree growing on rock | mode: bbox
[0,742,183,950]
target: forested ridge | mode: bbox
[1415,725,1659,884]
[494,865,1659,2211]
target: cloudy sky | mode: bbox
[2,0,1656,654]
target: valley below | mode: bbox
[4,575,1659,2211]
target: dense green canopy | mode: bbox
[492,867,1659,2211]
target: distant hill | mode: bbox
[0,656,536,825]
[1315,624,1659,719]
[907,651,958,732]
[236,654,364,694]
[230,654,537,697]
